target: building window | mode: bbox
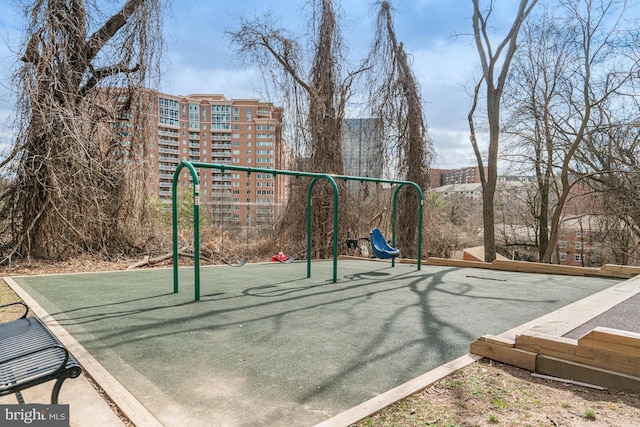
[246,108,252,121]
[158,97,180,126]
[188,104,200,129]
[233,107,240,121]
[558,241,567,249]
[575,242,582,250]
[576,230,587,238]
[559,253,567,261]
[211,105,231,130]
[574,254,583,262]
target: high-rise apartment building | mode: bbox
[341,118,384,179]
[138,91,284,228]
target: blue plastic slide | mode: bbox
[370,228,400,259]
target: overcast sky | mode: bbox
[0,0,527,169]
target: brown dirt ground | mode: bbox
[3,258,640,427]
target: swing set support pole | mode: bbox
[307,175,339,282]
[172,161,201,300]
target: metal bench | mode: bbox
[0,302,82,404]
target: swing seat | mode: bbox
[370,228,400,259]
[222,258,248,267]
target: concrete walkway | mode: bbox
[3,260,625,426]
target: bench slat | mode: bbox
[0,314,82,403]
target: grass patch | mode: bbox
[585,408,596,420]
[490,396,509,409]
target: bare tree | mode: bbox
[469,0,538,262]
[230,0,364,257]
[0,0,162,263]
[578,105,640,263]
[366,1,433,258]
[501,10,573,262]
[502,0,640,263]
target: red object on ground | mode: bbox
[271,252,287,262]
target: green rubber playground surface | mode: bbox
[9,260,620,426]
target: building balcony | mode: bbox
[158,129,179,137]
[158,138,179,146]
[159,147,179,154]
[159,156,179,163]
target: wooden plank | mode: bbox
[536,355,640,393]
[314,353,482,427]
[470,338,536,371]
[492,260,599,277]
[516,331,640,378]
[602,264,640,273]
[427,258,636,278]
[477,334,515,348]
[578,327,640,357]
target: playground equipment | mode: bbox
[221,258,248,267]
[172,161,424,301]
[370,228,400,259]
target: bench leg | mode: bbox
[15,391,25,405]
[51,378,67,404]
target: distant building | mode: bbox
[431,183,483,203]
[430,166,488,188]
[106,89,285,228]
[341,118,384,179]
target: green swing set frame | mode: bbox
[172,161,424,301]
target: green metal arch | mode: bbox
[172,161,424,301]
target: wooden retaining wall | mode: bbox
[470,327,640,392]
[424,257,640,279]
